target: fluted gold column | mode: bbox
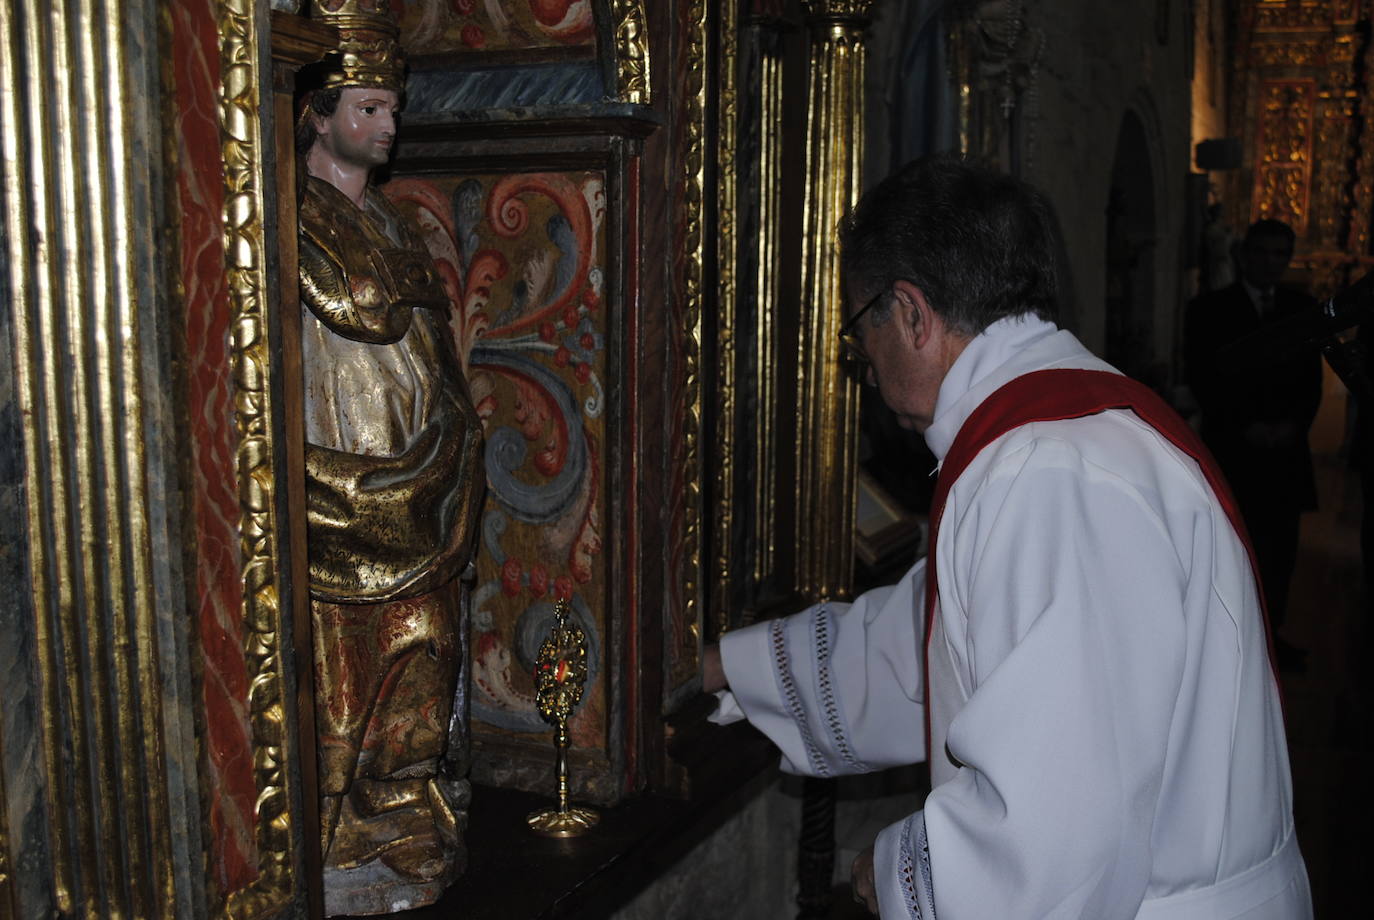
[794,0,872,602]
[0,1,177,914]
[749,11,787,593]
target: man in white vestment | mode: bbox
[704,156,1310,919]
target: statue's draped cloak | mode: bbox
[298,174,484,897]
[299,176,484,604]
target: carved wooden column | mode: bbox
[794,0,873,603]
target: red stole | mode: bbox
[922,369,1278,754]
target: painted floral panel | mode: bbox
[385,170,609,752]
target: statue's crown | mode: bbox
[311,0,404,92]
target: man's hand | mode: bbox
[702,643,727,693]
[851,845,878,915]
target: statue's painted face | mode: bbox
[312,87,400,170]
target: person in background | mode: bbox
[1184,218,1323,671]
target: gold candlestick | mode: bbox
[527,598,600,837]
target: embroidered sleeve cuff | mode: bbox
[875,811,936,920]
[719,616,813,774]
[718,602,873,777]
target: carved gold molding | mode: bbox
[216,1,300,915]
[795,0,872,601]
[613,0,651,104]
[673,0,708,686]
[803,0,874,18]
[1255,0,1326,31]
[712,0,739,636]
[1254,39,1323,67]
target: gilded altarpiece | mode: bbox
[1238,0,1374,296]
[0,0,876,911]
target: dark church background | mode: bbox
[0,1,1367,917]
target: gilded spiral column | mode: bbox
[794,0,872,602]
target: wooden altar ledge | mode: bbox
[378,713,778,919]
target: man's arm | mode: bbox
[709,560,927,778]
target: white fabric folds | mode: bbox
[714,316,1310,919]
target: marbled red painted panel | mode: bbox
[171,0,257,896]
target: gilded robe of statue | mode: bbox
[299,173,485,904]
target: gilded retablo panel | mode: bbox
[1252,80,1315,234]
[1255,0,1327,30]
[395,0,597,54]
[385,171,609,751]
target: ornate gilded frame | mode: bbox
[669,0,709,690]
[215,1,310,915]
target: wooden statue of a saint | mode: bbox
[294,1,485,913]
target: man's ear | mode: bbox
[892,279,935,348]
[310,111,330,138]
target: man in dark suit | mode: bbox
[1184,219,1323,670]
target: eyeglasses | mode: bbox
[837,288,889,372]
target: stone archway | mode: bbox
[1104,108,1160,387]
